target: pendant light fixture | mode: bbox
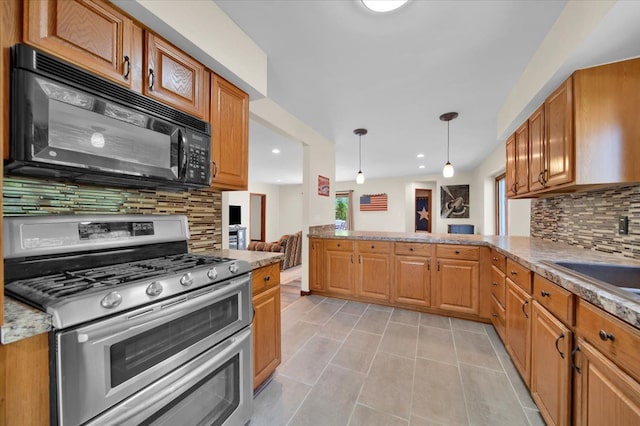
[440,112,458,178]
[354,128,367,184]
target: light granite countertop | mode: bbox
[311,231,640,329]
[1,249,284,345]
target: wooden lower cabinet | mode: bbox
[505,279,532,386]
[530,301,572,426]
[324,241,355,296]
[252,264,281,390]
[392,254,431,308]
[432,258,479,316]
[573,338,640,426]
[309,238,324,292]
[355,241,391,301]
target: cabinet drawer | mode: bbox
[252,262,280,295]
[324,240,354,252]
[357,241,391,254]
[491,249,506,273]
[436,245,479,261]
[533,274,574,326]
[490,294,506,342]
[491,265,506,308]
[576,299,640,381]
[506,259,532,293]
[395,242,431,257]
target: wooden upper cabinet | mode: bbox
[210,74,249,190]
[528,105,546,192]
[24,0,136,88]
[144,32,209,119]
[505,133,517,197]
[544,76,574,188]
[514,121,530,195]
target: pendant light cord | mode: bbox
[358,134,362,171]
[446,121,450,163]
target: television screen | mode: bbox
[229,205,241,225]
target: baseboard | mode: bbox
[300,290,312,296]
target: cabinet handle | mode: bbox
[555,333,565,359]
[491,313,498,318]
[149,69,155,91]
[537,172,545,186]
[437,261,440,272]
[511,183,518,194]
[350,255,353,263]
[359,255,362,264]
[337,243,341,247]
[371,244,375,249]
[211,160,218,178]
[492,257,499,261]
[409,247,414,251]
[542,169,548,184]
[427,261,430,271]
[598,330,615,342]
[492,282,498,287]
[510,270,518,276]
[123,55,130,80]
[522,300,529,319]
[540,290,551,297]
[455,250,460,255]
[571,346,581,374]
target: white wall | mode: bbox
[278,185,303,235]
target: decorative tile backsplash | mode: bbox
[2,177,222,252]
[531,184,640,260]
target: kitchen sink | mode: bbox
[547,261,640,296]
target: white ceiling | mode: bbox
[215,0,640,185]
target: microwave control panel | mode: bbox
[185,132,211,185]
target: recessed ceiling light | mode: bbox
[361,0,409,13]
[272,148,280,154]
[277,179,281,182]
[418,165,425,169]
[417,153,424,158]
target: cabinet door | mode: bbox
[325,250,355,296]
[211,74,249,190]
[392,255,431,307]
[505,279,532,386]
[574,338,640,426]
[528,105,546,192]
[24,0,135,88]
[506,133,517,197]
[309,239,324,292]
[253,285,281,390]
[531,301,572,426]
[357,252,390,301]
[515,121,530,194]
[144,32,209,119]
[433,259,479,315]
[545,76,574,188]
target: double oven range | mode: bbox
[4,215,253,426]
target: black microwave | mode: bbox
[6,44,211,190]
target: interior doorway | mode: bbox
[415,189,432,232]
[250,193,266,242]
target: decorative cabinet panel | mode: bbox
[506,133,517,197]
[144,32,209,119]
[309,238,324,292]
[515,121,530,195]
[530,301,572,426]
[505,279,532,386]
[252,264,281,390]
[324,240,355,296]
[210,74,249,190]
[528,105,546,192]
[544,76,574,188]
[392,243,433,308]
[355,241,391,301]
[24,0,136,88]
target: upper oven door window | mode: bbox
[14,70,181,179]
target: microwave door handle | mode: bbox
[178,129,188,179]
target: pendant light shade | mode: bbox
[354,128,367,184]
[440,112,458,178]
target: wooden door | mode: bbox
[531,301,572,426]
[393,255,431,307]
[309,239,324,292]
[515,121,529,194]
[506,279,532,386]
[574,338,640,426]
[252,285,281,390]
[357,252,390,301]
[211,74,249,190]
[505,133,517,197]
[325,249,355,296]
[24,0,136,88]
[144,32,209,119]
[432,259,479,315]
[528,105,546,192]
[545,76,574,188]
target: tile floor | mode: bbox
[251,295,546,426]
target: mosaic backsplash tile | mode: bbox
[2,177,222,252]
[531,184,640,260]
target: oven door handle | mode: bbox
[75,277,249,344]
[84,326,252,426]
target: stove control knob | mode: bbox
[101,291,122,309]
[146,281,163,297]
[180,272,194,286]
[229,263,239,274]
[207,268,218,280]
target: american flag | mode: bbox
[360,194,388,211]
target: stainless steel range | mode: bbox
[3,215,253,426]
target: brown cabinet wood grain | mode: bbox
[325,241,355,296]
[533,274,574,327]
[506,133,517,197]
[392,243,433,308]
[515,121,530,195]
[210,74,249,190]
[309,238,324,292]
[432,258,479,316]
[544,76,574,188]
[355,241,391,301]
[531,301,572,426]
[24,0,136,88]
[505,278,532,386]
[528,105,546,192]
[144,32,209,119]
[252,265,281,390]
